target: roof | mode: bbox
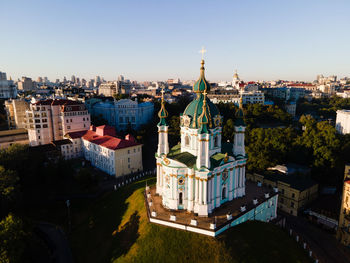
[51,139,72,146]
[167,144,197,168]
[66,127,140,151]
[182,93,220,129]
[193,60,211,93]
[262,171,317,191]
[0,128,27,138]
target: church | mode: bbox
[155,59,248,216]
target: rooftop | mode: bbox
[261,171,317,191]
[65,126,140,151]
[0,128,27,138]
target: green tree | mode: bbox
[0,166,18,200]
[0,214,29,263]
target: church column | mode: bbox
[216,173,220,207]
[211,177,215,205]
[199,179,203,205]
[204,180,207,204]
[156,165,160,187]
[188,175,193,201]
[229,168,233,200]
[195,177,199,203]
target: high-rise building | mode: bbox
[336,110,350,135]
[0,71,16,98]
[25,99,91,146]
[17,77,34,91]
[95,76,101,87]
[71,75,76,83]
[5,99,30,129]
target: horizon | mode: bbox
[1,0,350,82]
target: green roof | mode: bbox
[193,60,210,93]
[167,144,197,168]
[262,171,317,191]
[183,94,220,129]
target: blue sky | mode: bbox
[1,0,349,82]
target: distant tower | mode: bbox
[232,70,240,90]
[157,88,169,156]
[233,97,246,157]
[71,75,76,83]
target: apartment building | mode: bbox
[5,99,30,129]
[25,99,90,146]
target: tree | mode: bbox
[0,166,18,201]
[0,214,29,263]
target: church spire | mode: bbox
[234,96,245,127]
[158,87,168,126]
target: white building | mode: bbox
[0,72,16,99]
[65,125,143,177]
[156,60,249,216]
[5,99,30,129]
[25,99,91,146]
[209,91,264,105]
[336,110,350,135]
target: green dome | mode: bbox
[193,60,211,93]
[182,94,220,129]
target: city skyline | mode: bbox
[1,0,350,82]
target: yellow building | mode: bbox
[247,170,318,216]
[337,165,350,246]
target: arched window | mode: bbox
[214,135,218,147]
[179,192,183,205]
[222,187,226,200]
[185,135,190,146]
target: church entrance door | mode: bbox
[178,192,184,209]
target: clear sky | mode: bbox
[1,0,349,82]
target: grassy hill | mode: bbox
[69,178,311,263]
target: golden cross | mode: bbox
[199,46,207,60]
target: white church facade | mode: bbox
[155,59,248,216]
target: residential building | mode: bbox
[65,125,143,177]
[17,77,34,91]
[337,165,350,246]
[285,102,297,116]
[0,129,29,149]
[25,99,90,146]
[86,98,154,131]
[262,87,305,101]
[208,91,264,105]
[336,110,350,134]
[5,99,30,129]
[0,72,16,99]
[247,164,318,216]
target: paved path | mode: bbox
[35,222,73,263]
[285,215,350,263]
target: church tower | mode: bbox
[157,88,169,156]
[233,97,246,157]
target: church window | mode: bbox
[214,135,218,147]
[222,187,226,200]
[185,135,190,146]
[179,192,183,205]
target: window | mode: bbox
[281,189,285,195]
[70,119,72,122]
[43,124,48,128]
[128,158,130,163]
[131,117,135,122]
[66,119,69,123]
[35,125,41,128]
[42,112,47,117]
[134,149,136,153]
[291,202,294,208]
[42,119,47,123]
[67,126,71,129]
[35,119,40,123]
[280,198,284,204]
[222,187,226,200]
[38,136,40,139]
[291,193,295,198]
[128,150,130,154]
[128,164,130,168]
[119,117,123,123]
[185,135,190,146]
[214,135,218,147]
[83,118,85,121]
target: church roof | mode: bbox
[167,144,197,168]
[193,60,210,93]
[182,93,220,129]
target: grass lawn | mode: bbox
[67,177,312,263]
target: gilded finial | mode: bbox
[158,87,168,125]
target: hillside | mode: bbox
[69,178,311,263]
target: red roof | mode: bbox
[65,126,140,150]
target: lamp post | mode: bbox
[66,199,71,233]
